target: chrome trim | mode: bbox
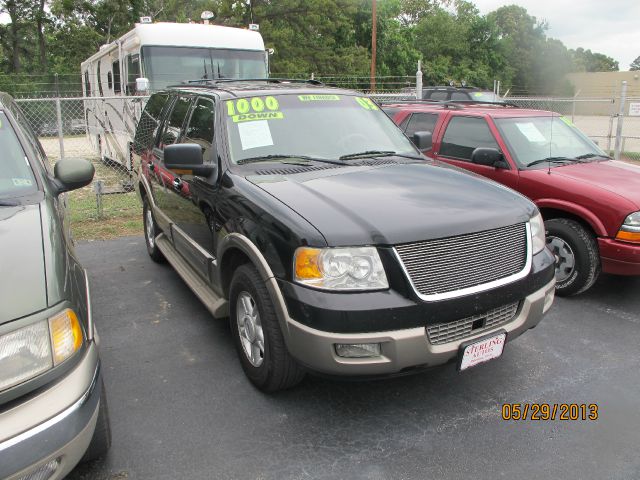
[170,223,217,266]
[620,224,640,233]
[84,269,93,341]
[393,222,532,302]
[0,362,100,453]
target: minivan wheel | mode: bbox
[546,218,600,296]
[143,198,164,262]
[81,378,111,462]
[229,264,305,392]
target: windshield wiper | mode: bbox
[237,154,343,166]
[339,150,425,161]
[526,157,578,167]
[575,153,611,160]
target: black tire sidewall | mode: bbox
[229,265,272,386]
[546,219,598,296]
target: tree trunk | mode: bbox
[6,0,21,73]
[37,0,47,72]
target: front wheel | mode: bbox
[546,218,600,296]
[81,378,111,462]
[229,263,305,392]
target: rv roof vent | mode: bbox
[139,16,152,24]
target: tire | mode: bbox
[229,263,305,392]
[81,378,112,462]
[143,197,164,263]
[546,218,600,296]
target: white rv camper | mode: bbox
[81,22,267,169]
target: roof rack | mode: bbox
[174,77,324,87]
[378,99,518,109]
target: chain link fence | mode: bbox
[506,95,640,161]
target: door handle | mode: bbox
[172,177,183,191]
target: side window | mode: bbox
[97,62,103,97]
[404,113,439,137]
[126,54,140,94]
[430,91,448,101]
[112,60,121,94]
[84,71,91,96]
[439,116,499,161]
[451,92,468,101]
[133,92,169,153]
[107,71,113,90]
[159,96,192,148]
[183,98,215,162]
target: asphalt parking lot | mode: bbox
[68,236,640,480]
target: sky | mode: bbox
[471,0,640,70]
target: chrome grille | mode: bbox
[427,302,519,345]
[395,223,528,298]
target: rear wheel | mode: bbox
[143,197,164,263]
[546,218,600,296]
[229,263,305,392]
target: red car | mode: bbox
[384,101,640,295]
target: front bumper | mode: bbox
[0,343,101,480]
[281,278,555,376]
[599,237,640,275]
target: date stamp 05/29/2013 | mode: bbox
[501,403,599,421]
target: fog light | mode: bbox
[543,288,555,313]
[16,457,61,480]
[335,343,381,358]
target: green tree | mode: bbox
[571,47,618,72]
[631,56,640,71]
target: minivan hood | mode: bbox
[250,162,536,245]
[0,204,47,323]
[550,160,640,209]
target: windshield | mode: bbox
[142,46,267,90]
[470,91,502,103]
[0,113,37,200]
[494,116,606,168]
[224,94,419,164]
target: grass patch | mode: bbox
[61,158,143,241]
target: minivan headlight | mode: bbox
[0,309,84,391]
[616,211,640,243]
[530,212,546,254]
[294,246,389,290]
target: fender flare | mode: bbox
[535,198,607,237]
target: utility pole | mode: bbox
[370,0,377,92]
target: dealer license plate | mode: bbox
[458,331,506,371]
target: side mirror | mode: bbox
[136,77,150,94]
[53,158,95,194]
[164,144,216,178]
[411,131,433,150]
[471,147,509,169]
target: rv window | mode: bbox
[107,71,113,90]
[127,54,140,94]
[97,62,103,96]
[112,61,121,94]
[84,71,91,96]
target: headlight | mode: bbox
[530,212,546,254]
[294,246,389,290]
[0,309,84,391]
[616,212,640,243]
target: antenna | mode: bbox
[548,111,553,175]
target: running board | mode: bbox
[155,233,229,318]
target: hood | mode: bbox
[550,160,640,209]
[0,204,47,324]
[249,162,536,246]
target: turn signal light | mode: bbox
[616,230,640,244]
[49,309,84,365]
[294,247,323,280]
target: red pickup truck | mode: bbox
[384,101,640,295]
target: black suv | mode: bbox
[133,80,555,392]
[421,86,503,103]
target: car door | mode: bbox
[169,96,219,281]
[433,114,519,190]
